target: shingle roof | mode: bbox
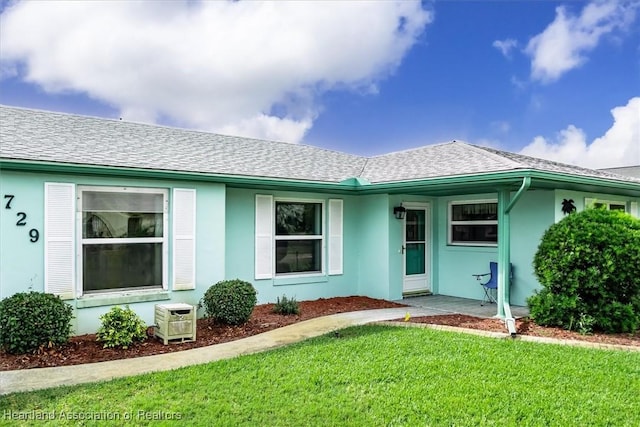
[361,142,521,183]
[0,105,365,183]
[358,141,640,184]
[599,166,640,179]
[473,145,640,184]
[1,105,638,186]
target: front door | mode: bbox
[403,205,430,294]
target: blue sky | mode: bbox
[1,0,638,168]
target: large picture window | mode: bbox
[275,200,323,275]
[449,200,497,246]
[78,186,168,293]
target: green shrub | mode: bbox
[0,291,73,354]
[202,279,257,325]
[272,295,300,315]
[96,306,147,349]
[528,208,640,333]
[575,313,596,335]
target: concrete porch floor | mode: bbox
[397,294,530,319]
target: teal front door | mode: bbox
[403,206,430,294]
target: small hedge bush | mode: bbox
[0,291,73,354]
[528,208,640,333]
[202,279,257,325]
[96,306,147,349]
[272,295,300,315]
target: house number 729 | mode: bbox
[3,194,40,242]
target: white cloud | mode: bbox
[490,120,511,134]
[0,1,431,142]
[492,38,518,58]
[525,0,639,83]
[520,97,640,168]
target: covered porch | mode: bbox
[397,294,530,319]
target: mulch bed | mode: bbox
[1,296,638,371]
[407,314,640,347]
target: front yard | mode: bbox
[2,325,639,426]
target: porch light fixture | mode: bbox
[393,205,406,220]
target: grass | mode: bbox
[2,325,639,426]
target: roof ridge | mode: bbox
[465,144,524,168]
[357,157,369,178]
[367,140,458,159]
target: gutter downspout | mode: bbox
[497,176,531,337]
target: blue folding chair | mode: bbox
[472,262,498,306]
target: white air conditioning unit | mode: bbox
[154,303,196,345]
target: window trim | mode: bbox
[76,185,169,296]
[448,199,498,247]
[274,197,325,277]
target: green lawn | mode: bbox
[2,325,639,426]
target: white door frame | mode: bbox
[402,202,430,295]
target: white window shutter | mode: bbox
[173,188,196,290]
[44,183,75,299]
[631,202,638,218]
[328,199,343,275]
[255,195,273,279]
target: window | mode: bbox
[585,198,627,212]
[78,186,168,293]
[255,195,342,280]
[449,200,497,246]
[274,200,324,275]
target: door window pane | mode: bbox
[405,210,425,241]
[406,243,425,275]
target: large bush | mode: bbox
[528,208,640,333]
[0,291,74,354]
[202,279,257,325]
[96,306,147,349]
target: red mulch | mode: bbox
[1,296,638,371]
[407,314,640,347]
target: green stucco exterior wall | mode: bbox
[224,188,361,303]
[2,167,639,334]
[0,170,225,334]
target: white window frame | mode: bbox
[274,198,325,277]
[584,198,628,212]
[76,186,169,295]
[448,199,498,247]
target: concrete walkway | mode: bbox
[0,307,436,396]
